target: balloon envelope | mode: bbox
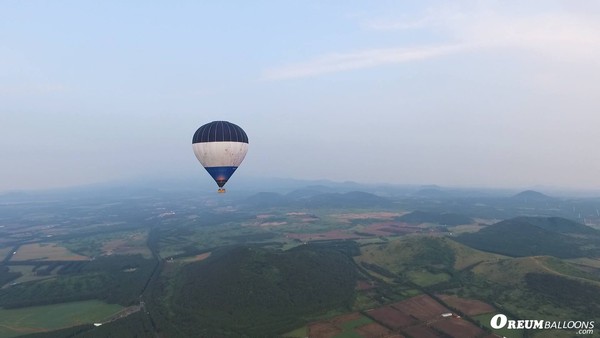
[192,121,248,189]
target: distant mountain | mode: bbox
[511,190,554,201]
[412,187,448,198]
[398,211,473,226]
[285,186,334,200]
[456,216,600,258]
[303,191,391,208]
[243,192,289,208]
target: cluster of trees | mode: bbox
[456,217,595,258]
[525,273,600,317]
[0,255,155,308]
[0,265,21,286]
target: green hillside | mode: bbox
[356,236,461,288]
[455,217,600,258]
[524,273,600,316]
[511,190,553,201]
[516,216,600,235]
[357,237,455,272]
[358,236,509,273]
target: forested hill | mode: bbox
[455,216,600,258]
[513,216,600,235]
[511,190,553,201]
[165,244,358,337]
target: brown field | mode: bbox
[260,221,288,227]
[356,280,377,291]
[253,213,318,226]
[330,312,362,324]
[101,231,150,257]
[307,294,494,338]
[307,314,368,338]
[448,224,487,234]
[307,312,406,338]
[286,220,425,241]
[333,212,403,222]
[402,324,444,338]
[286,212,320,222]
[431,318,488,338]
[286,212,306,216]
[307,322,342,338]
[365,306,416,330]
[363,222,422,236]
[287,230,360,241]
[391,294,450,321]
[177,252,212,263]
[307,312,375,338]
[436,294,495,316]
[11,243,89,261]
[355,322,396,338]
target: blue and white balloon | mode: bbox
[192,121,249,193]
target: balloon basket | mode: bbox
[217,188,226,193]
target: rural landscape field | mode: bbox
[1,180,599,337]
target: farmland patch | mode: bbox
[307,313,376,338]
[437,294,495,316]
[10,243,89,262]
[390,294,450,321]
[431,317,489,338]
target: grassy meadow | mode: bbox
[0,300,123,338]
[11,243,89,262]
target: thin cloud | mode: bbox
[263,44,463,80]
[459,13,600,61]
[263,5,600,80]
[374,7,600,61]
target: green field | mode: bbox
[407,270,450,286]
[0,300,123,338]
[339,315,373,330]
[62,230,151,258]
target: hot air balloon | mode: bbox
[192,121,249,193]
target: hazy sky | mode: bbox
[2,1,600,192]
